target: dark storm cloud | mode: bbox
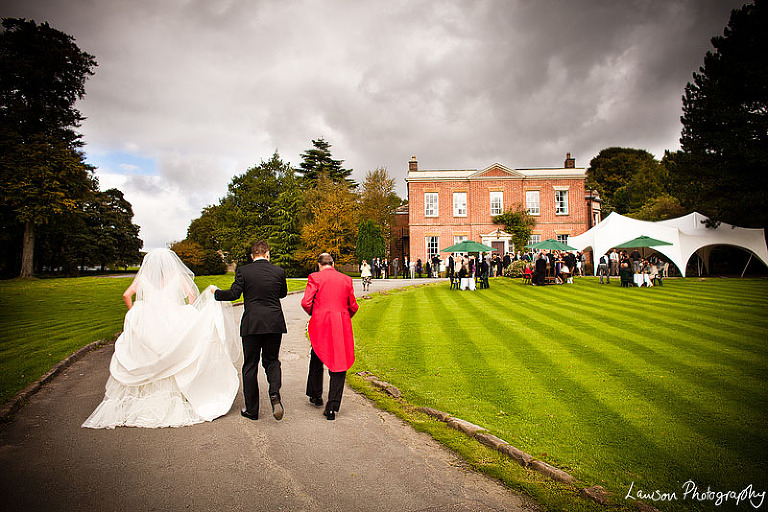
[1,0,746,248]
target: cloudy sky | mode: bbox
[3,0,745,250]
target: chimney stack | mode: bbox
[409,155,418,172]
[564,152,575,168]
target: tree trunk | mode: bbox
[20,220,35,278]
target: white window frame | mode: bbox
[426,236,440,260]
[555,189,569,215]
[424,192,438,217]
[490,191,503,216]
[556,234,569,244]
[526,190,540,216]
[453,192,467,217]
[529,234,541,246]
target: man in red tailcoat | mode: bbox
[301,253,359,420]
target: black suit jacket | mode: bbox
[215,259,288,336]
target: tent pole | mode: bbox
[741,254,753,279]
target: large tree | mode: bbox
[355,219,386,263]
[359,167,401,245]
[0,18,97,277]
[216,152,286,262]
[675,0,768,229]
[297,138,354,188]
[586,147,667,215]
[297,173,359,268]
[267,167,304,275]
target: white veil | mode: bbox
[133,249,200,305]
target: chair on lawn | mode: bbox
[450,275,459,290]
[522,267,532,285]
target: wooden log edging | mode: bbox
[419,406,574,484]
[0,333,119,422]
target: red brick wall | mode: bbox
[407,175,590,261]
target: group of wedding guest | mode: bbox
[599,249,666,287]
[526,250,583,286]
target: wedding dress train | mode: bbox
[83,251,240,429]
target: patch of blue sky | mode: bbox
[86,150,158,176]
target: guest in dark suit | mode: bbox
[214,240,288,421]
[301,253,359,420]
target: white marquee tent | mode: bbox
[569,212,768,277]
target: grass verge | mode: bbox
[0,274,306,405]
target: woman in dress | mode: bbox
[360,260,372,291]
[82,249,241,429]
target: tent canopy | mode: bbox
[568,212,768,277]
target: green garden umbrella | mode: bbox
[613,235,673,259]
[440,240,495,253]
[613,235,672,249]
[525,238,577,251]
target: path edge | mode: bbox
[0,333,119,423]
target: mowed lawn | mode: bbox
[0,274,306,405]
[351,277,768,508]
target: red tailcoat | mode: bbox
[301,267,359,372]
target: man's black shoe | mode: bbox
[309,396,324,407]
[241,408,258,420]
[323,409,336,421]
[270,395,284,420]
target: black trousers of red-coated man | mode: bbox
[242,333,282,416]
[306,349,346,413]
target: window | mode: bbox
[526,191,540,215]
[528,234,541,246]
[557,234,569,244]
[425,193,438,217]
[426,237,440,259]
[453,192,467,217]
[490,191,503,216]
[555,190,569,215]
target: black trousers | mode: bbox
[242,332,282,415]
[306,349,346,412]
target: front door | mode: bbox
[492,241,504,255]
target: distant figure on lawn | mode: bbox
[360,259,372,291]
[301,253,359,421]
[83,249,240,429]
[598,253,611,284]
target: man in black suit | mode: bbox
[214,240,288,421]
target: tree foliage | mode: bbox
[586,147,668,216]
[297,173,359,269]
[267,167,304,275]
[355,220,386,263]
[169,240,226,276]
[674,0,768,229]
[359,167,401,243]
[215,152,287,263]
[0,18,99,277]
[297,138,354,188]
[493,204,535,253]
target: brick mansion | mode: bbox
[401,153,602,263]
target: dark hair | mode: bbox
[251,240,270,256]
[317,252,334,266]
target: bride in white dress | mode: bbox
[82,249,241,429]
